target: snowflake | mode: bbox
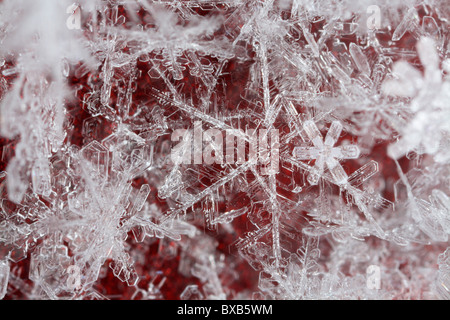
[293,120,360,185]
[382,37,450,161]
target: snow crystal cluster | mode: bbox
[0,0,449,300]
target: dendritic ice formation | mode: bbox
[0,0,449,300]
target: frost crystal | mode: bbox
[0,0,449,301]
[294,120,360,185]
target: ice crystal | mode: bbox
[294,120,360,185]
[0,0,449,300]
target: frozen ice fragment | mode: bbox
[324,121,343,147]
[349,43,371,76]
[31,161,51,197]
[293,147,321,160]
[180,285,204,300]
[326,157,348,185]
[303,120,324,147]
[436,273,450,299]
[80,140,109,180]
[347,161,379,187]
[130,184,150,216]
[0,260,9,300]
[392,8,419,41]
[333,145,360,159]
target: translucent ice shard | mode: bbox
[213,207,247,224]
[326,157,348,185]
[347,161,379,188]
[129,184,150,217]
[303,120,324,148]
[31,160,51,197]
[436,270,450,299]
[436,248,450,299]
[324,121,343,147]
[349,43,370,76]
[180,284,204,300]
[80,140,109,181]
[0,260,9,299]
[294,147,322,160]
[332,145,360,159]
[392,8,419,41]
[415,189,450,241]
